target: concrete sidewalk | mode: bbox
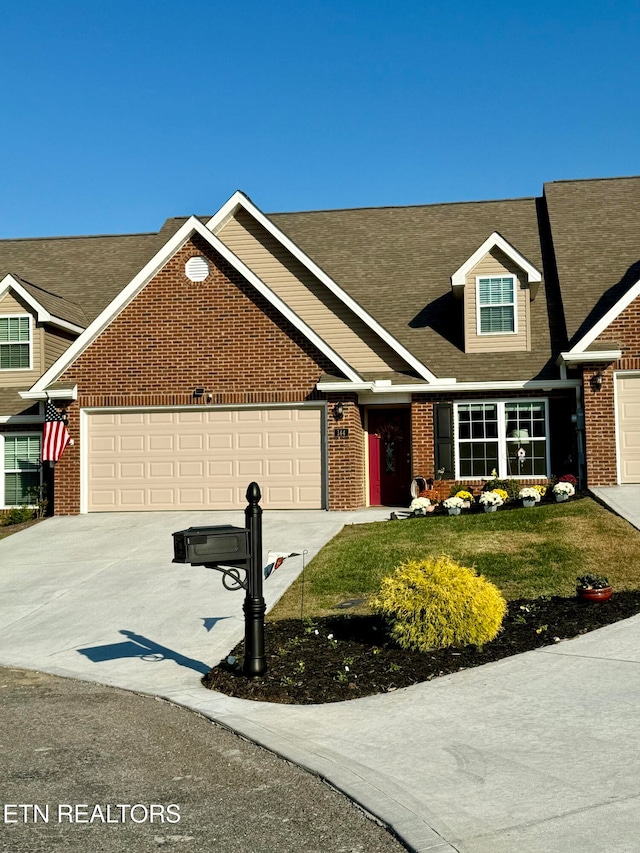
[2,505,640,851]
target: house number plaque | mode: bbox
[334,428,350,438]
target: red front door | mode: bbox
[368,408,411,506]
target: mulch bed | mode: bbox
[202,591,640,704]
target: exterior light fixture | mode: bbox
[590,372,604,392]
[333,402,344,420]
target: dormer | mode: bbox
[451,232,541,354]
[0,274,85,387]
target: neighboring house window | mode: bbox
[0,316,31,369]
[476,276,516,334]
[3,434,41,506]
[455,400,548,478]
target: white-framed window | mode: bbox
[476,276,516,335]
[0,315,32,370]
[2,433,42,507]
[454,399,549,479]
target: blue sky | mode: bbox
[1,0,638,237]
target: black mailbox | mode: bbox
[172,525,250,567]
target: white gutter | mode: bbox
[317,378,581,393]
[558,350,622,365]
[20,386,78,401]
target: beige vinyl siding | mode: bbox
[0,292,43,385]
[44,327,76,369]
[218,209,408,374]
[464,249,530,353]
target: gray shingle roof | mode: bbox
[269,197,556,382]
[544,176,640,346]
[0,226,184,325]
[0,389,39,417]
[10,274,88,327]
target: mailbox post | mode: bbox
[172,482,267,678]
[243,482,266,677]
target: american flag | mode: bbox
[42,399,71,463]
[263,551,300,579]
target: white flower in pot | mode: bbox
[479,490,504,513]
[519,487,541,508]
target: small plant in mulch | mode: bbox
[201,591,640,705]
[576,574,610,591]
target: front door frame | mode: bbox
[366,406,411,506]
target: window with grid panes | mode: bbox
[477,276,515,334]
[455,400,548,479]
[0,316,31,369]
[3,435,41,506]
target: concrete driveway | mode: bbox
[0,508,388,693]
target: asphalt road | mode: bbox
[0,667,406,853]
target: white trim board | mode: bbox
[0,274,85,334]
[206,191,454,384]
[565,277,640,355]
[30,217,362,393]
[451,232,542,289]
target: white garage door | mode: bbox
[86,407,323,511]
[616,374,640,483]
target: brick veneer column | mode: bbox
[326,394,365,510]
[583,366,617,486]
[410,396,434,479]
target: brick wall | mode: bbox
[326,394,366,510]
[585,296,640,486]
[52,236,353,513]
[410,397,434,479]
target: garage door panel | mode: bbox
[267,460,293,475]
[120,435,145,453]
[208,460,234,477]
[617,375,640,483]
[120,463,145,479]
[208,434,233,450]
[90,463,116,479]
[267,487,294,504]
[148,435,174,451]
[178,461,204,478]
[120,413,145,425]
[177,434,203,451]
[120,489,146,506]
[91,436,116,453]
[237,459,264,476]
[87,407,323,510]
[149,461,174,478]
[238,433,263,449]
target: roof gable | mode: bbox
[450,231,542,292]
[207,192,450,384]
[30,216,363,393]
[0,274,85,332]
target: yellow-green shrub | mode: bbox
[371,556,506,652]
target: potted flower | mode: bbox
[478,490,504,513]
[576,574,612,602]
[553,481,575,502]
[409,496,433,517]
[442,496,465,516]
[519,487,541,508]
[493,488,509,504]
[452,489,474,509]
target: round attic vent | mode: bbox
[185,256,210,282]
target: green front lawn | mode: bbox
[270,498,640,619]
